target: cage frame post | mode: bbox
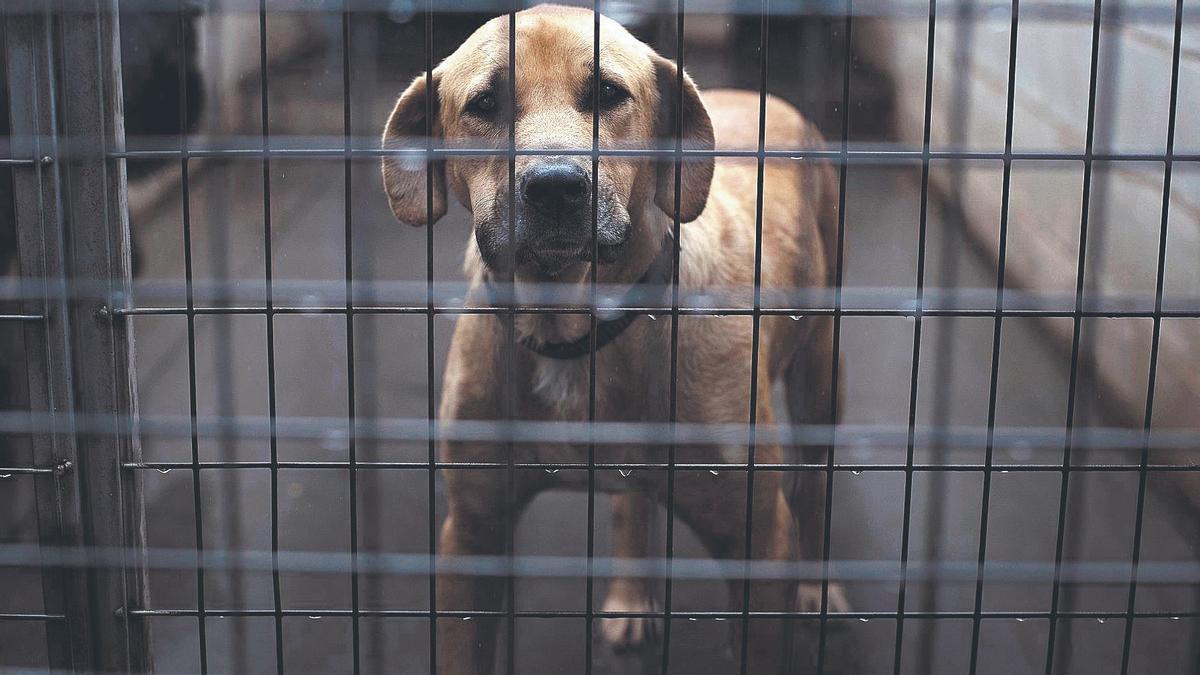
[5,5,86,671]
[57,0,152,671]
[5,0,152,672]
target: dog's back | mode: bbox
[680,89,837,374]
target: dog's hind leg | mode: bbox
[784,316,850,615]
[599,492,659,651]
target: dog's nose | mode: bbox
[521,162,590,216]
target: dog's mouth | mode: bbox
[523,238,624,278]
[527,242,583,277]
[477,202,631,277]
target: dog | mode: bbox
[382,5,845,672]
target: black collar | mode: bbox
[483,237,675,360]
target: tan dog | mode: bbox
[382,5,845,672]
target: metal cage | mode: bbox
[1,0,1197,673]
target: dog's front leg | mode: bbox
[600,492,659,651]
[438,467,520,675]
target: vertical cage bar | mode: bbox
[176,0,209,667]
[175,38,208,675]
[916,0,976,664]
[815,0,854,670]
[505,4,518,673]
[965,0,1021,670]
[1059,11,1122,653]
[341,2,361,673]
[198,3,249,660]
[424,2,437,673]
[892,0,938,670]
[5,5,91,671]
[257,1,286,671]
[738,0,770,671]
[1118,0,1184,669]
[585,2,600,672]
[1043,0,1105,670]
[659,2,686,672]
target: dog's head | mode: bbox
[381,4,714,281]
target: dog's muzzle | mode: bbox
[521,161,591,218]
[514,160,600,276]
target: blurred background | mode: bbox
[2,0,1199,673]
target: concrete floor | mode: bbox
[3,8,1198,675]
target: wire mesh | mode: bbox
[1,0,1198,673]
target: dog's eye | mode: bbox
[466,92,497,116]
[595,81,630,109]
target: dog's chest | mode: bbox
[526,334,671,423]
[530,357,590,419]
[524,346,677,494]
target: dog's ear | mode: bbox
[653,56,715,223]
[381,73,446,226]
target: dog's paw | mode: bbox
[599,591,660,652]
[796,582,851,614]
